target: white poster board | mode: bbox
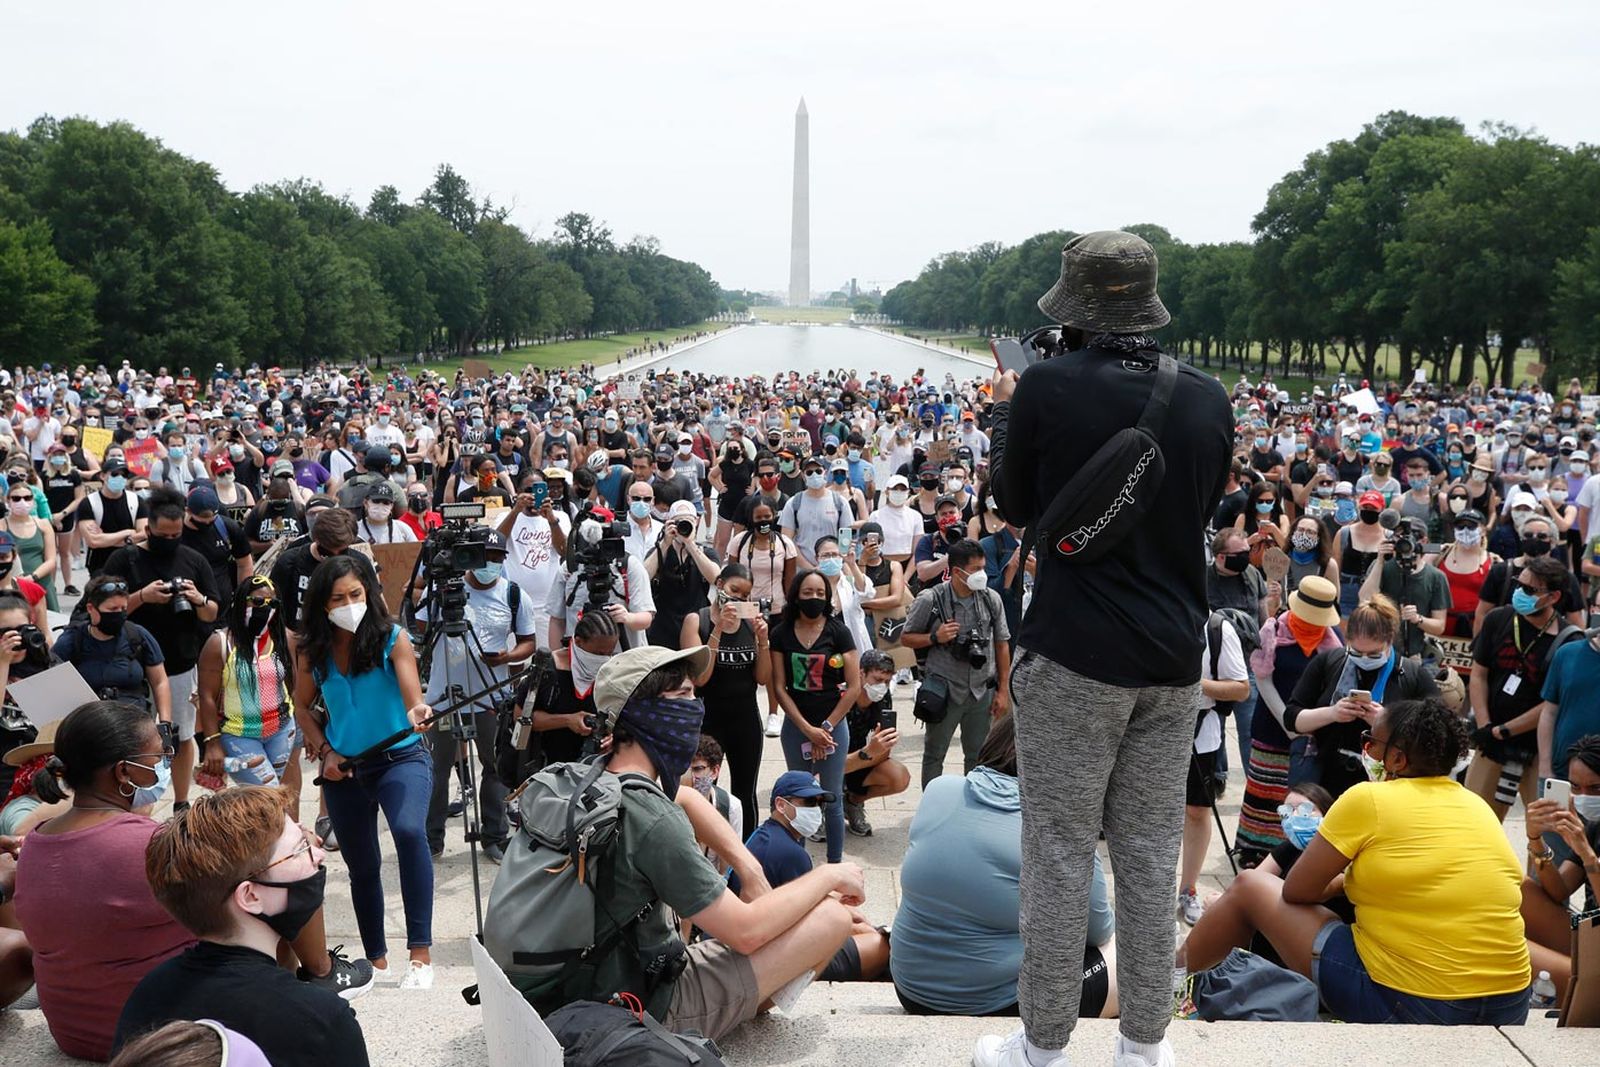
[469,936,564,1067]
[1342,387,1381,416]
[617,376,642,402]
[6,663,99,727]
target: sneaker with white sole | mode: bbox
[298,945,375,1001]
[844,800,873,837]
[398,960,434,990]
[972,1028,1070,1067]
[1112,1035,1175,1067]
[1177,889,1204,926]
[764,711,783,737]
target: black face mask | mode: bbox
[1221,550,1252,573]
[148,534,181,559]
[245,602,277,636]
[1521,537,1553,559]
[1358,509,1381,525]
[95,609,127,635]
[796,597,828,619]
[919,478,939,491]
[248,866,326,942]
[754,521,774,535]
[409,495,428,513]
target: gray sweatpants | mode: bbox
[1012,649,1197,1048]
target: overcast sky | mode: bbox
[4,2,1597,297]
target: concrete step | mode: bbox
[5,967,1589,1067]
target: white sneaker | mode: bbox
[1113,1035,1174,1067]
[894,667,914,686]
[764,711,783,737]
[1178,889,1204,926]
[972,1028,1070,1067]
[769,968,814,1014]
[398,961,434,990]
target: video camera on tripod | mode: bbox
[567,504,629,611]
[422,501,496,632]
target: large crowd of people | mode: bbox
[0,297,1598,1065]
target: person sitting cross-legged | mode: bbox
[729,770,891,982]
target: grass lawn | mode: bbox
[425,321,732,378]
[1187,343,1549,397]
[751,305,853,324]
[892,328,994,355]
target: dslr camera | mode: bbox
[569,505,629,610]
[165,580,194,615]
[954,627,989,668]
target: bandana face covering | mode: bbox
[618,695,705,799]
[570,641,611,698]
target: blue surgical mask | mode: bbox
[1348,649,1390,672]
[127,757,172,809]
[846,449,861,462]
[1254,436,1267,449]
[106,475,128,494]
[472,562,503,584]
[817,557,843,577]
[1334,499,1356,524]
[1511,587,1542,616]
[629,500,651,520]
[1278,804,1322,850]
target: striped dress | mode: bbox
[220,633,293,741]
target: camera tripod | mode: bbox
[414,586,519,938]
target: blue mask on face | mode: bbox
[817,557,843,577]
[106,475,128,494]
[1348,649,1390,672]
[1511,587,1542,616]
[1279,804,1322,850]
[1334,499,1356,524]
[128,757,172,809]
[472,562,503,584]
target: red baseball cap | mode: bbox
[1357,490,1385,511]
[210,456,234,474]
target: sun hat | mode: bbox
[1287,576,1341,629]
[593,644,713,725]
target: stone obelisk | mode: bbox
[788,97,809,308]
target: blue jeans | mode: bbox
[323,741,435,960]
[221,726,297,786]
[1311,921,1529,1025]
[779,716,849,863]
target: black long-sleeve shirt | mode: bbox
[990,348,1233,687]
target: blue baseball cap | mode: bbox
[772,770,834,804]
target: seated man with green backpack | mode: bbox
[485,643,865,1042]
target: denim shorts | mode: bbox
[1311,921,1529,1025]
[221,724,298,787]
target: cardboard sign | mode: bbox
[372,541,423,616]
[80,425,114,460]
[469,934,564,1066]
[1560,908,1600,1026]
[464,359,492,380]
[1341,388,1381,416]
[1433,635,1475,674]
[617,376,642,402]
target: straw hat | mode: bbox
[1287,576,1341,628]
[3,718,60,766]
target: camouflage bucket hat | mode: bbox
[1037,230,1170,333]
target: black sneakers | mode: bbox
[299,945,375,1001]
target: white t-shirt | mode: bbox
[358,517,418,544]
[23,416,60,461]
[1576,473,1600,544]
[545,554,656,649]
[1195,616,1249,755]
[868,503,925,558]
[504,509,572,648]
[418,576,539,713]
[365,423,405,448]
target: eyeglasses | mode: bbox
[94,581,131,597]
[246,595,276,608]
[1513,581,1548,598]
[1359,730,1393,756]
[248,825,317,878]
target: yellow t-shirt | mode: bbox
[1317,777,1530,999]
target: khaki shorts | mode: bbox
[665,939,760,1042]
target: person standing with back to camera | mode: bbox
[974,232,1233,1067]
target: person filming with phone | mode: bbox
[1282,595,1438,800]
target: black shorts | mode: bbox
[893,944,1108,1017]
[843,765,872,798]
[820,936,861,982]
[53,510,76,532]
[1186,748,1219,807]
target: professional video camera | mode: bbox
[423,501,494,630]
[568,505,629,611]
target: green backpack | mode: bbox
[483,757,674,1016]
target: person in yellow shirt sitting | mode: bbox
[1181,697,1530,1024]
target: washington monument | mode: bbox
[789,97,809,307]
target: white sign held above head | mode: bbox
[6,662,100,727]
[469,936,564,1067]
[617,377,642,402]
[1342,388,1381,416]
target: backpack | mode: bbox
[1205,609,1258,716]
[87,489,141,528]
[483,757,680,1018]
[1024,353,1178,564]
[336,471,383,508]
[543,1000,728,1067]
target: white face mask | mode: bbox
[863,681,890,702]
[366,503,392,522]
[784,800,823,837]
[329,601,367,633]
[1573,793,1600,821]
[961,568,989,592]
[886,489,909,507]
[946,477,965,493]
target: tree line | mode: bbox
[0,116,721,370]
[880,112,1600,388]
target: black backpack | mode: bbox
[1205,609,1259,717]
[1028,353,1178,564]
[544,1000,728,1067]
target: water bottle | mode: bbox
[1531,970,1557,1009]
[222,756,252,773]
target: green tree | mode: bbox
[0,218,96,359]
